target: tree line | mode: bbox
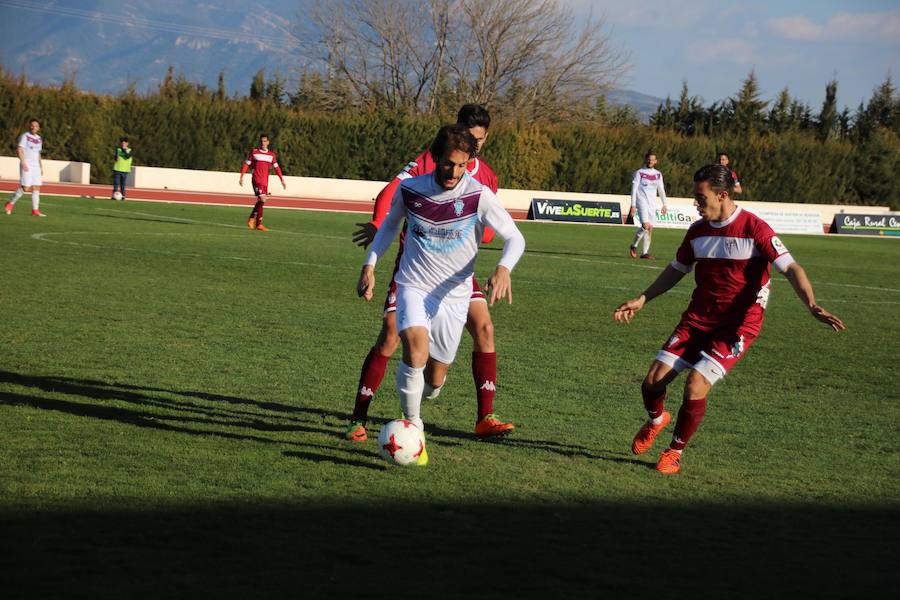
[0,66,897,209]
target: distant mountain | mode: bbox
[606,89,664,122]
[0,0,664,119]
[0,0,300,94]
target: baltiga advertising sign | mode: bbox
[832,213,900,236]
[634,206,698,229]
[529,199,622,223]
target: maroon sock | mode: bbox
[249,200,262,219]
[256,202,265,226]
[351,347,391,422]
[641,383,667,419]
[670,397,707,451]
[472,351,497,421]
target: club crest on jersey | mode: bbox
[453,199,464,217]
[771,236,787,255]
[729,335,745,358]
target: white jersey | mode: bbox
[630,167,667,208]
[366,171,526,304]
[18,132,43,164]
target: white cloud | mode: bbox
[563,0,718,29]
[768,9,900,44]
[686,39,758,65]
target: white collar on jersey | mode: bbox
[469,158,480,176]
[709,206,742,228]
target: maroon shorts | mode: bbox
[656,316,761,385]
[252,181,268,197]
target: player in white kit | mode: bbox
[628,150,667,259]
[356,124,526,465]
[5,119,46,217]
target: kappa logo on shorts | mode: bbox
[711,349,726,359]
[667,335,680,348]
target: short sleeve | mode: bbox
[672,232,695,273]
[754,219,795,272]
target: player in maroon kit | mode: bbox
[717,151,742,194]
[239,133,286,232]
[345,104,514,442]
[614,164,844,475]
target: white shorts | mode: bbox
[396,285,468,365]
[635,201,655,226]
[20,163,42,188]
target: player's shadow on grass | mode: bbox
[0,370,384,470]
[424,421,650,468]
[94,213,194,225]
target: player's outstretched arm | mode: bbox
[781,263,845,331]
[614,265,687,324]
[352,218,378,248]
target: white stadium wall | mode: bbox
[0,156,90,184]
[1,158,893,233]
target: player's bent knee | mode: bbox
[684,369,713,399]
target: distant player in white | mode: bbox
[628,150,667,259]
[5,118,46,217]
[356,124,526,464]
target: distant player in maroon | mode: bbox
[614,164,844,475]
[717,151,742,194]
[239,133,285,232]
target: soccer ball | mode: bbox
[112,191,123,201]
[378,419,426,466]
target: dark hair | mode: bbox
[259,133,269,140]
[645,149,656,159]
[120,136,129,143]
[430,124,478,162]
[716,151,729,160]
[456,104,491,130]
[29,118,40,125]
[693,164,734,194]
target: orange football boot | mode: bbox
[475,414,515,438]
[256,223,270,232]
[656,448,682,474]
[631,410,672,455]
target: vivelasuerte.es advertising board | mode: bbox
[529,198,622,223]
[831,213,900,236]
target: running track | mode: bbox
[0,180,531,220]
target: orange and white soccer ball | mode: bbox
[378,419,425,466]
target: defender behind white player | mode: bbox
[356,124,526,466]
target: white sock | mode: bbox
[396,361,425,429]
[31,189,40,211]
[8,187,23,205]
[642,230,651,255]
[423,375,446,400]
[630,228,644,248]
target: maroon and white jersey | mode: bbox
[242,147,283,185]
[670,207,794,330]
[365,172,525,304]
[18,132,43,164]
[630,167,667,208]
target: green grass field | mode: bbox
[1,196,898,598]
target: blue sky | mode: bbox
[569,0,899,109]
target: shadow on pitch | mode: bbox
[0,370,386,468]
[3,501,896,598]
